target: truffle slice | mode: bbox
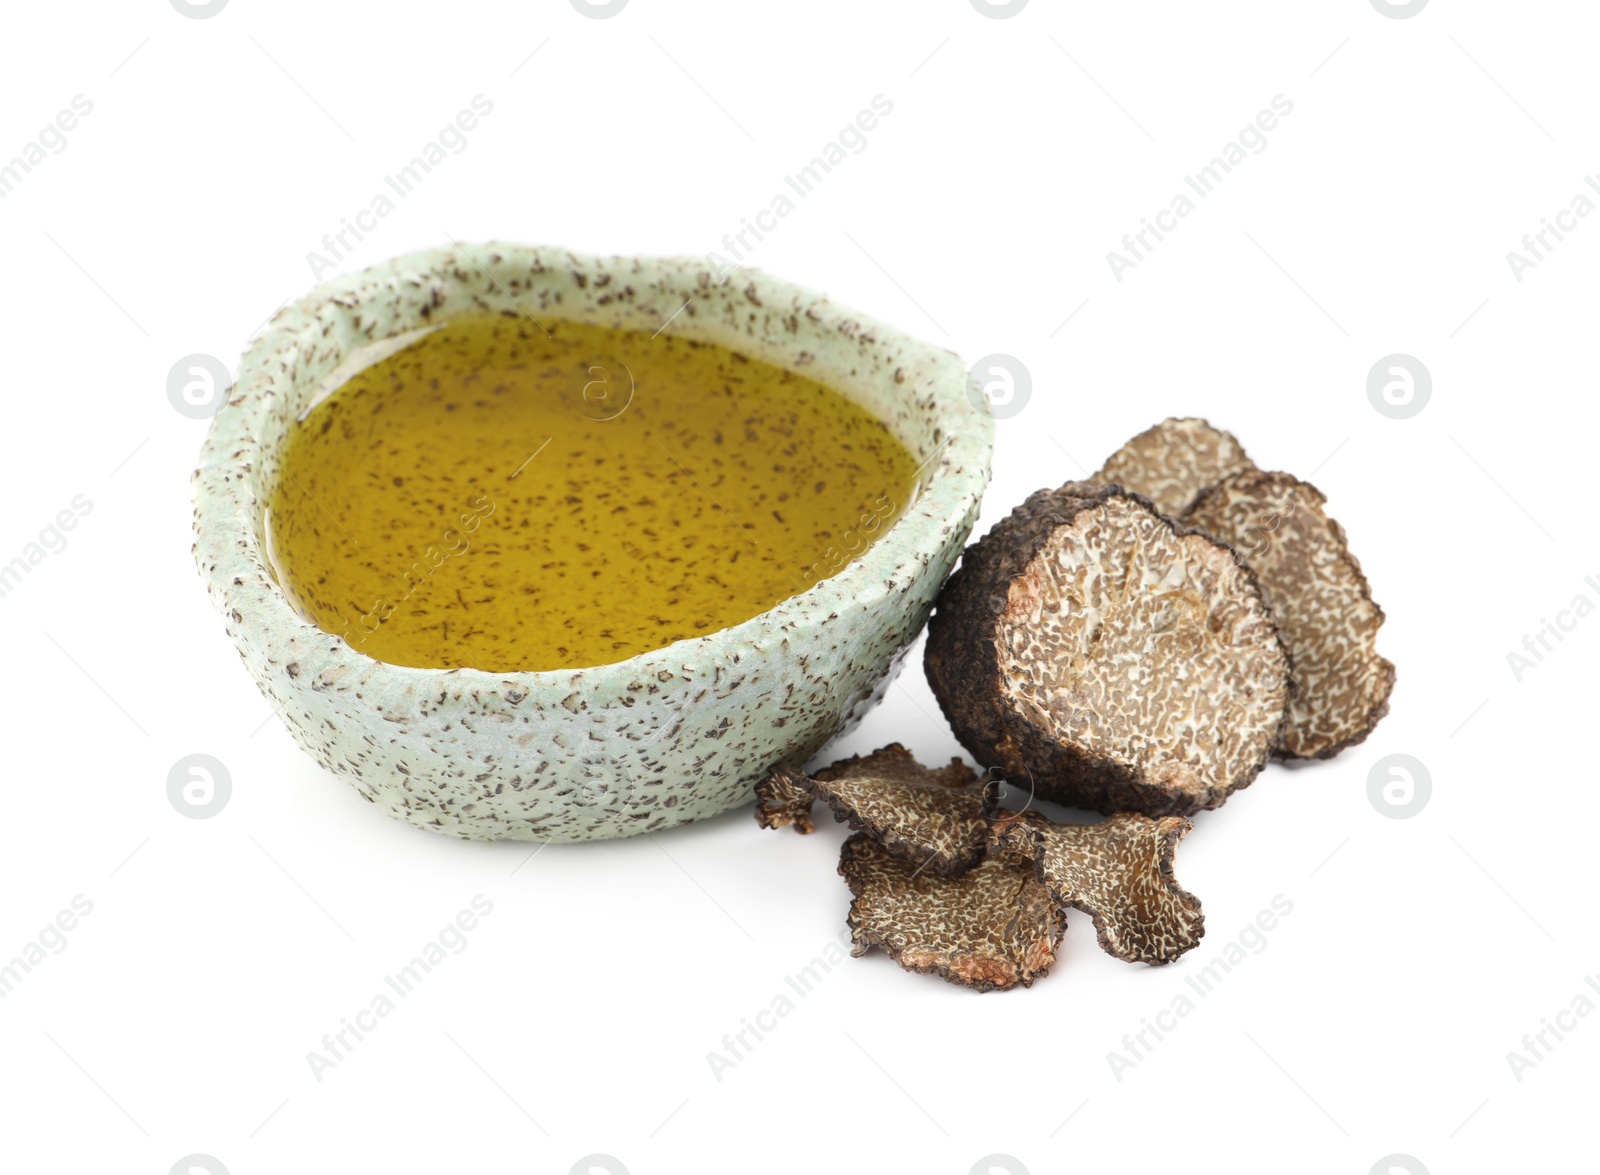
[838,832,1062,992]
[1093,417,1256,517]
[991,811,1204,964]
[754,766,816,833]
[754,745,998,876]
[925,482,1290,816]
[1185,470,1394,758]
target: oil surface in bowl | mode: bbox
[267,317,918,671]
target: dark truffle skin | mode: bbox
[924,482,1290,817]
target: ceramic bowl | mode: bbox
[192,244,993,842]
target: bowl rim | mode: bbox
[194,242,994,691]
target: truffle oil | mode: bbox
[267,318,918,672]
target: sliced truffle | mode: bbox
[1093,417,1256,518]
[838,832,1062,992]
[754,745,998,876]
[754,765,816,833]
[925,482,1290,816]
[991,811,1204,965]
[1185,470,1394,758]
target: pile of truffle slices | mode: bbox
[754,418,1394,992]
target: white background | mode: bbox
[0,2,1594,1173]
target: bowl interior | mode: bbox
[237,246,982,671]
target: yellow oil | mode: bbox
[267,316,918,672]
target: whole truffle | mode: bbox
[925,482,1290,816]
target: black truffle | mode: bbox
[925,482,1290,816]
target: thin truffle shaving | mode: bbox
[991,810,1204,965]
[754,744,998,875]
[1093,417,1256,518]
[754,765,816,833]
[839,832,1062,992]
[1186,470,1394,758]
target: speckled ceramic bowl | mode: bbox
[193,244,993,842]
